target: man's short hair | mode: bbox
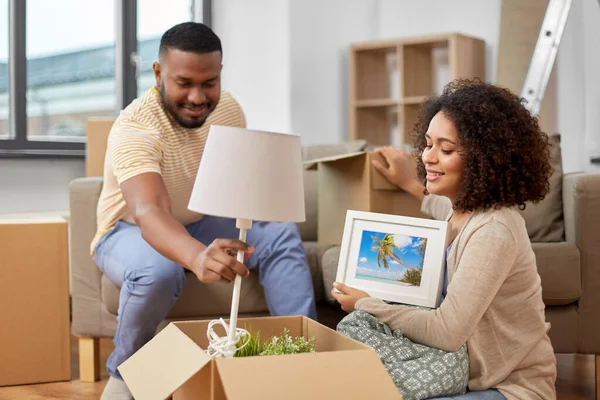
[159,22,222,58]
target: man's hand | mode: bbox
[191,239,255,283]
[331,282,370,313]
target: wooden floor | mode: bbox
[0,336,596,399]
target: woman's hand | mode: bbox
[372,146,425,202]
[331,282,370,313]
[372,146,418,190]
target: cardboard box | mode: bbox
[306,151,425,245]
[0,213,71,386]
[119,316,401,400]
[86,117,115,177]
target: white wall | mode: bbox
[557,0,600,172]
[582,0,600,171]
[289,0,377,145]
[0,159,84,214]
[212,0,292,134]
[557,0,586,173]
[376,0,502,85]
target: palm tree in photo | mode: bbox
[417,238,427,269]
[371,233,418,271]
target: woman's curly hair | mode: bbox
[412,78,552,212]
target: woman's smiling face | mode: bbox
[421,111,465,204]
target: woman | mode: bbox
[332,79,557,399]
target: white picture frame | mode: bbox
[335,210,449,308]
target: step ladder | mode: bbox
[520,0,572,117]
[522,0,600,165]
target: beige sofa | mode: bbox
[69,138,600,391]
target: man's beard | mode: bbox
[158,84,208,129]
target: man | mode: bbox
[93,22,317,399]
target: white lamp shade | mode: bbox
[188,125,306,222]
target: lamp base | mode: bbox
[205,218,253,358]
[206,318,250,358]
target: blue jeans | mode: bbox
[433,390,506,399]
[94,216,317,379]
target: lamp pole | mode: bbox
[227,218,253,351]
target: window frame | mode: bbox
[0,0,210,158]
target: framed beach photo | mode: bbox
[335,210,449,308]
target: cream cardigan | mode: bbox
[355,195,557,399]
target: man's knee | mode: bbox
[266,222,302,243]
[124,261,185,299]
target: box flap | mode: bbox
[118,323,212,400]
[214,350,401,399]
[303,151,366,170]
[304,317,371,351]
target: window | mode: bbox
[0,0,8,139]
[26,0,115,142]
[137,0,193,96]
[0,0,207,157]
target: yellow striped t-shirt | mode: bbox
[91,87,246,253]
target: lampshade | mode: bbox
[188,125,306,222]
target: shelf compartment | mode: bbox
[351,106,397,146]
[401,40,449,98]
[352,46,399,101]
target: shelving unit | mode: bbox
[349,33,486,146]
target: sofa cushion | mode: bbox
[533,242,581,306]
[321,242,582,307]
[519,134,564,242]
[321,245,342,304]
[101,241,334,317]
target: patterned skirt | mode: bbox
[337,310,470,400]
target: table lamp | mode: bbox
[188,125,306,358]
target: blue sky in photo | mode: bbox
[355,230,426,280]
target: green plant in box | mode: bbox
[234,329,262,357]
[234,328,316,357]
[260,328,316,356]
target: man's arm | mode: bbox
[119,172,252,283]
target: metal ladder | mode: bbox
[522,0,600,164]
[520,0,572,117]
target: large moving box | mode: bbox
[306,151,424,245]
[0,213,71,386]
[119,316,402,400]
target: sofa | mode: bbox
[69,137,600,392]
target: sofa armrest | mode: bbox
[562,172,600,353]
[69,177,115,336]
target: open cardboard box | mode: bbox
[305,151,425,245]
[119,316,401,400]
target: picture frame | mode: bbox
[335,210,449,308]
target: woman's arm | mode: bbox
[356,220,516,352]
